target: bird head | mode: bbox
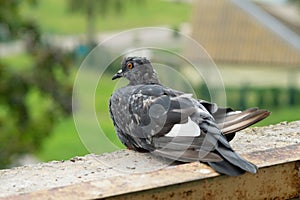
[112,57,160,85]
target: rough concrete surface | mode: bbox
[0,121,299,198]
[231,121,300,154]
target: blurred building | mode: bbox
[189,0,300,87]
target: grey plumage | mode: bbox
[109,57,270,176]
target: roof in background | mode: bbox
[258,1,300,36]
[189,0,300,66]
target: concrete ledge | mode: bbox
[1,121,300,199]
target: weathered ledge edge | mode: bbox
[1,121,300,199]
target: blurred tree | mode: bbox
[68,0,123,46]
[67,0,145,46]
[0,0,72,168]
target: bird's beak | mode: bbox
[112,69,123,80]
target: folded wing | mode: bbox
[128,86,259,176]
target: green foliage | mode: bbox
[0,0,23,40]
[0,0,73,168]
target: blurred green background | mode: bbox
[0,0,299,168]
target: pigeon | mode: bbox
[109,57,270,176]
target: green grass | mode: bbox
[254,106,300,127]
[20,0,192,35]
[36,118,89,161]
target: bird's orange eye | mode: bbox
[127,62,133,69]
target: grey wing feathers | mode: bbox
[153,148,223,162]
[128,85,225,163]
[128,85,198,138]
[112,85,262,176]
[152,136,223,162]
[153,119,258,176]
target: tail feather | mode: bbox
[220,108,270,134]
[207,144,257,176]
[199,100,270,141]
[216,145,257,173]
[208,160,245,176]
[217,108,270,140]
[201,120,258,176]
